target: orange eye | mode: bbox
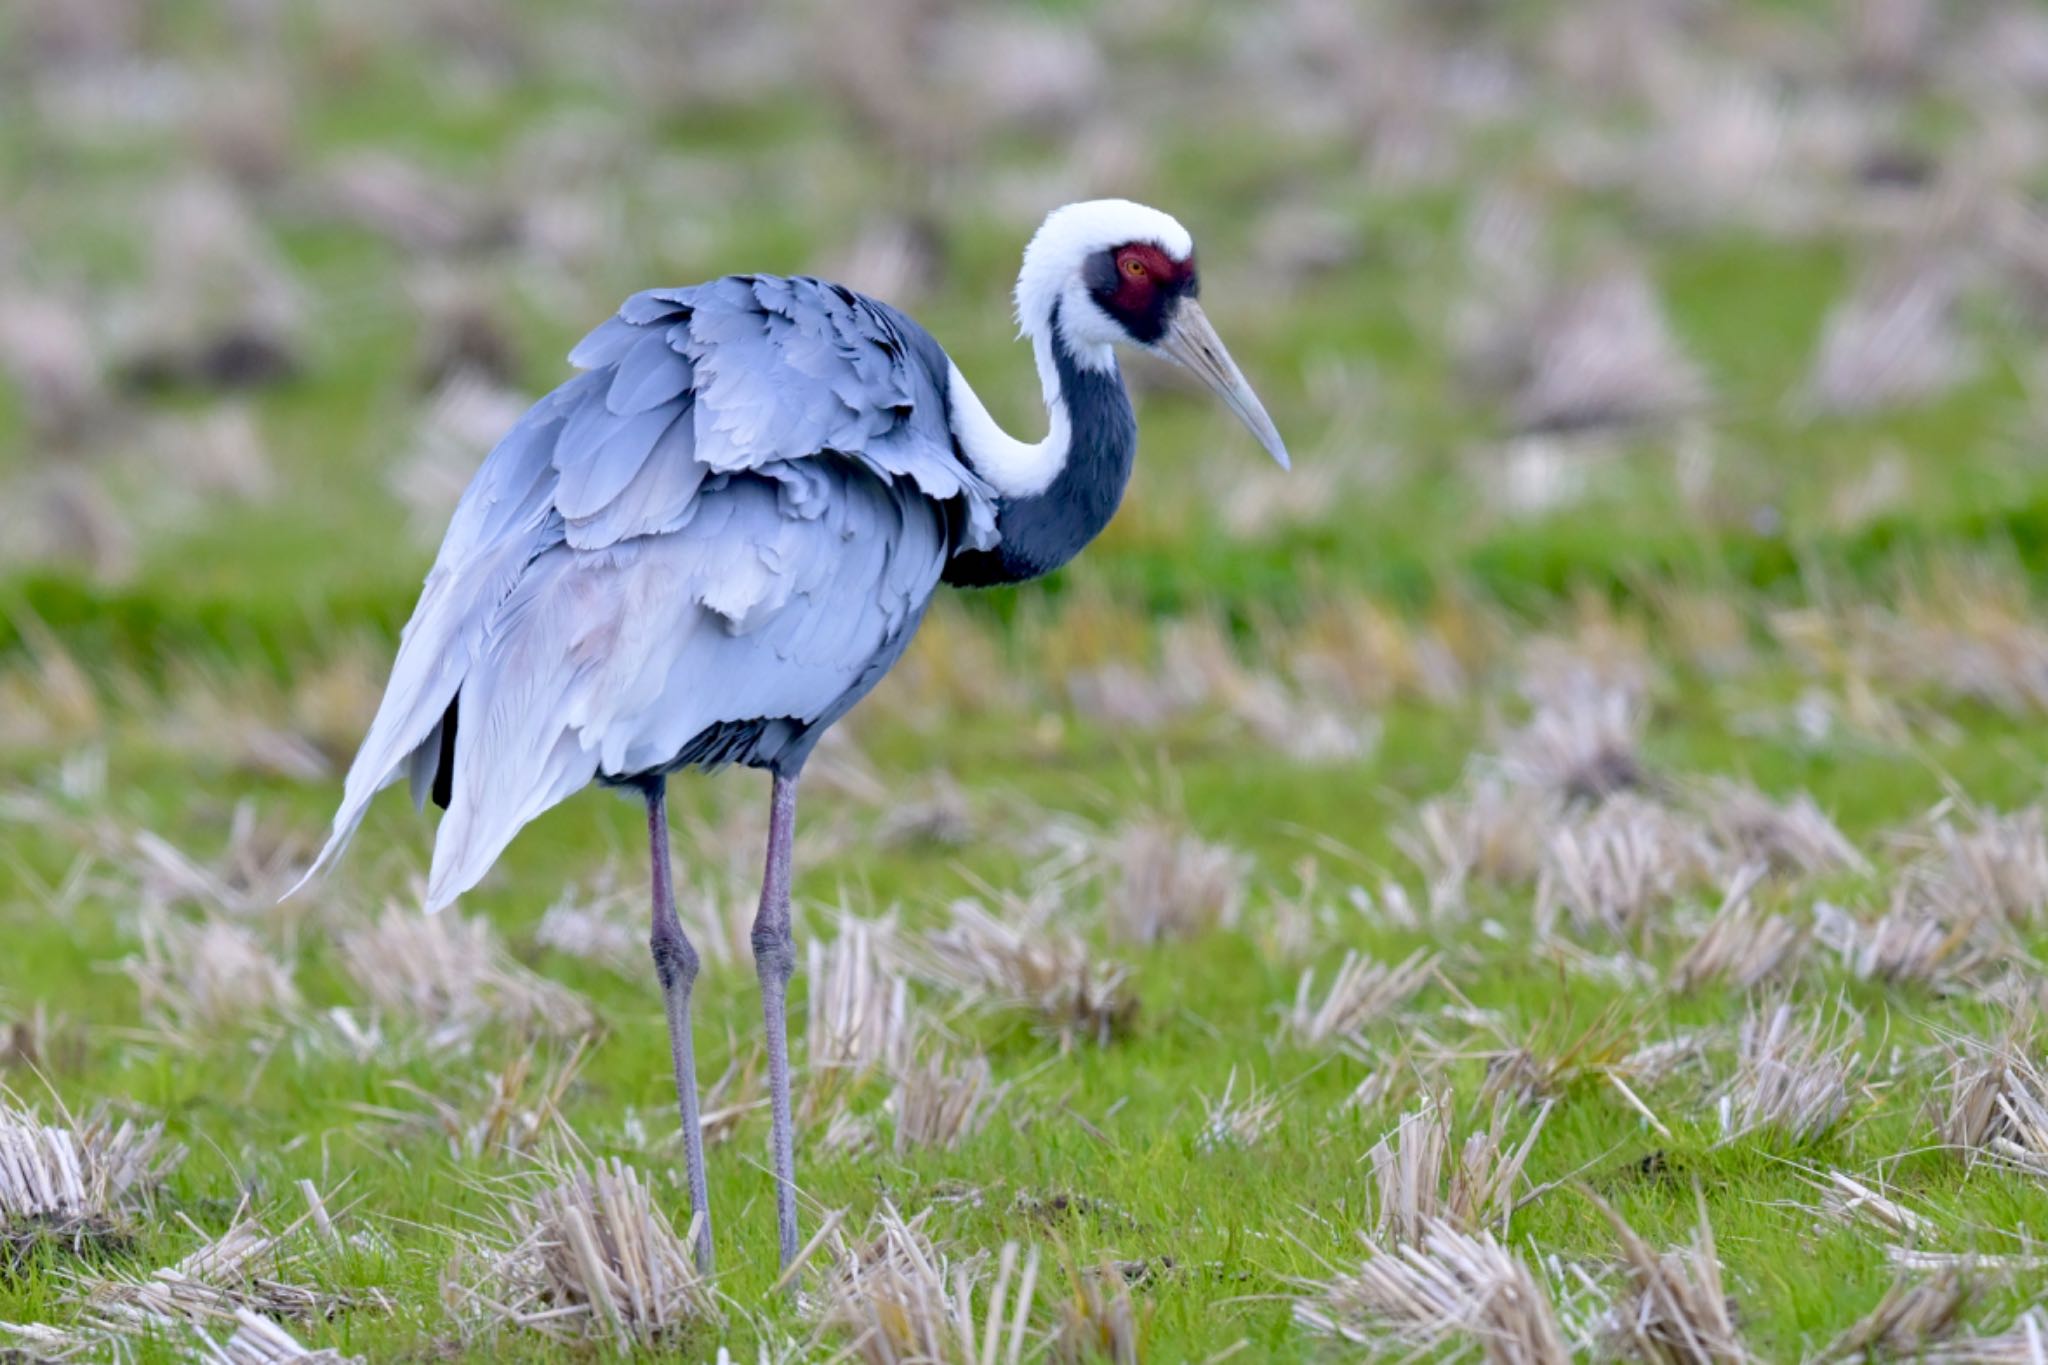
[1122,257,1147,278]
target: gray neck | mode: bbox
[943,305,1137,587]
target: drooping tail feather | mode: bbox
[281,667,465,903]
[281,548,528,904]
[414,537,726,913]
[415,550,625,911]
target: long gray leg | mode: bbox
[752,771,801,1270]
[645,780,713,1276]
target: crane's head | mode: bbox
[1017,199,1289,469]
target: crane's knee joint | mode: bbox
[751,928,795,983]
[650,932,700,993]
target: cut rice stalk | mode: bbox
[1283,948,1438,1049]
[1588,1187,1749,1363]
[1813,1271,1969,1363]
[1497,682,1646,805]
[1293,1217,1572,1363]
[339,905,596,1048]
[70,1197,376,1342]
[1715,1003,1867,1145]
[1368,1096,1551,1243]
[890,1050,1003,1155]
[196,1308,362,1363]
[379,1039,587,1161]
[1812,899,1995,990]
[1920,1307,2048,1363]
[125,905,300,1038]
[1805,256,1977,416]
[1809,1170,1929,1241]
[1935,1033,2048,1177]
[1398,780,1551,917]
[1536,797,1708,943]
[1100,818,1248,946]
[1670,867,1804,993]
[1,1088,184,1271]
[1694,781,1867,879]
[122,801,317,919]
[911,896,1137,1047]
[1198,1071,1284,1153]
[810,1203,1037,1365]
[807,912,913,1079]
[1911,804,2048,931]
[446,1157,717,1352]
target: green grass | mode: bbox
[8,632,2048,1357]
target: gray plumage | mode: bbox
[300,275,998,912]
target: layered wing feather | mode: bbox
[295,276,995,909]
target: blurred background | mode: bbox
[5,0,2047,665]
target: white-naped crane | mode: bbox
[293,199,1288,1275]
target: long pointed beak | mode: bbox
[1151,299,1290,470]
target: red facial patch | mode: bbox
[1107,243,1188,316]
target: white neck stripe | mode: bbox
[947,353,1070,500]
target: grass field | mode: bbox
[8,0,2048,1359]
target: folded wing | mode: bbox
[296,276,995,909]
